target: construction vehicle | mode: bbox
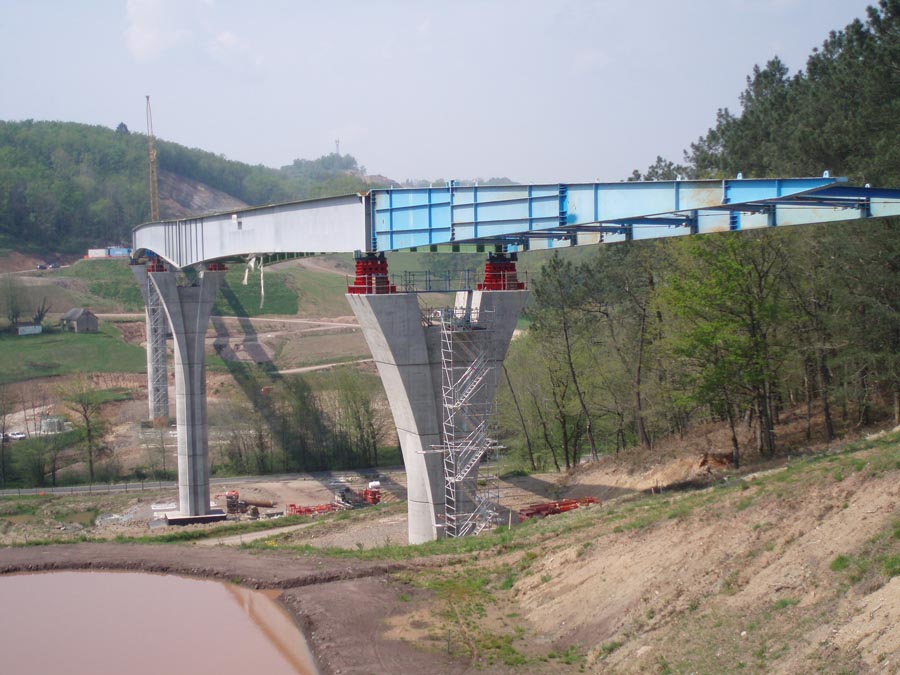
[517,497,599,523]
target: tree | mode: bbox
[0,386,13,488]
[61,375,106,482]
[529,253,600,462]
[335,369,380,467]
[31,297,51,325]
[660,232,792,462]
[501,363,537,471]
[2,276,24,327]
[579,242,666,450]
[629,156,692,182]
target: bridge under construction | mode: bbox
[130,176,900,543]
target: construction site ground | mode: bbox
[3,428,900,674]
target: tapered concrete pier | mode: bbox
[132,264,169,421]
[348,288,527,544]
[149,268,224,516]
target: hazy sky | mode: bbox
[0,0,876,184]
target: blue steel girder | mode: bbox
[370,177,900,252]
[131,177,900,268]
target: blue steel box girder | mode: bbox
[369,177,897,253]
[131,178,900,268]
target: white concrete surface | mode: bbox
[349,289,527,544]
[150,270,224,516]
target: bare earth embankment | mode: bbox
[2,432,900,674]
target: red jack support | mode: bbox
[347,253,396,294]
[478,253,525,291]
[147,257,167,273]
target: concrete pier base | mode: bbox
[149,269,224,517]
[348,289,527,544]
[165,509,227,526]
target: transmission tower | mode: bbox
[146,95,160,222]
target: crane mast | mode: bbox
[146,95,160,222]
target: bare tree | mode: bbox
[2,276,24,327]
[61,375,105,482]
[32,296,51,325]
[0,386,13,488]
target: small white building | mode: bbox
[40,416,69,435]
[16,322,42,336]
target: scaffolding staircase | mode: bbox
[438,303,500,538]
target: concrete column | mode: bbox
[132,265,169,420]
[149,269,224,516]
[348,289,527,544]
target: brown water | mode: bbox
[0,571,319,675]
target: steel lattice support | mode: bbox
[439,300,500,538]
[146,280,169,420]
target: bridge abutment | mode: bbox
[149,269,224,516]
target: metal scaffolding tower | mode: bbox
[146,277,169,420]
[438,302,500,538]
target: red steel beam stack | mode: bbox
[517,496,599,523]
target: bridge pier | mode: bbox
[348,257,527,544]
[132,262,170,421]
[147,268,225,517]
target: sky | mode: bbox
[0,0,877,184]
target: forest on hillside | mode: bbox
[0,120,373,252]
[498,0,900,471]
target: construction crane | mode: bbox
[146,95,160,222]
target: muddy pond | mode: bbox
[0,571,318,675]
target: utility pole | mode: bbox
[146,95,160,222]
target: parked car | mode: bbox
[35,264,47,270]
[48,262,59,268]
[8,431,27,440]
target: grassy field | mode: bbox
[0,322,146,384]
[58,258,144,311]
[213,265,299,317]
[280,265,352,318]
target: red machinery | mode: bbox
[285,486,382,517]
[517,497,599,523]
[286,502,339,516]
[335,486,382,506]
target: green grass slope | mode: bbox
[0,323,146,384]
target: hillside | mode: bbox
[1,427,898,673]
[157,169,248,217]
[0,120,378,253]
